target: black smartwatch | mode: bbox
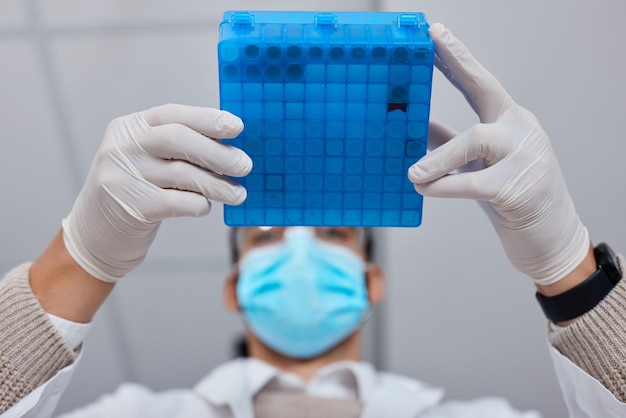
[536,243,622,323]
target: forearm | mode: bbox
[30,229,115,323]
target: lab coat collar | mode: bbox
[193,358,272,414]
[193,358,370,406]
[193,357,443,417]
[317,359,378,401]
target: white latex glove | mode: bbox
[62,104,251,282]
[409,23,589,285]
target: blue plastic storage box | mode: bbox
[218,11,434,227]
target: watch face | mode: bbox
[595,243,622,284]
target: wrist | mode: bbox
[535,243,596,298]
[536,242,621,326]
[30,229,115,323]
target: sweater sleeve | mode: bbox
[0,263,78,414]
[548,254,626,402]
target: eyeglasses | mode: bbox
[234,226,367,256]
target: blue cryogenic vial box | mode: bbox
[218,11,434,227]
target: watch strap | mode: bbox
[535,243,622,323]
[536,267,614,323]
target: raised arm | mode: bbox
[0,104,251,415]
[409,23,626,407]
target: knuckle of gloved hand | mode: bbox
[157,191,203,218]
[468,123,492,138]
[154,121,182,137]
[158,123,186,149]
[96,140,118,160]
[517,105,536,120]
[105,115,128,132]
[159,103,177,112]
[168,160,190,182]
[466,124,492,157]
[152,194,179,219]
[511,106,542,132]
[154,103,179,121]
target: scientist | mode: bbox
[1,23,625,417]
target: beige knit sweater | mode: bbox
[1,260,626,414]
[0,263,78,414]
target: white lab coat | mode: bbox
[4,345,626,418]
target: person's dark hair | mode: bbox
[228,227,375,264]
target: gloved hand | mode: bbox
[62,104,251,283]
[409,23,589,285]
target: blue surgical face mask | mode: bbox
[236,228,370,359]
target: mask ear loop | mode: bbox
[359,307,373,327]
[231,256,254,329]
[234,228,243,258]
[356,262,376,327]
[355,227,366,249]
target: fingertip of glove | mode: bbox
[239,154,253,176]
[233,187,248,205]
[412,183,425,195]
[227,153,253,178]
[217,111,244,137]
[408,164,425,183]
[429,22,446,36]
[428,23,448,42]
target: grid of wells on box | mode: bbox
[219,26,432,226]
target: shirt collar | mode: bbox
[194,358,378,407]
